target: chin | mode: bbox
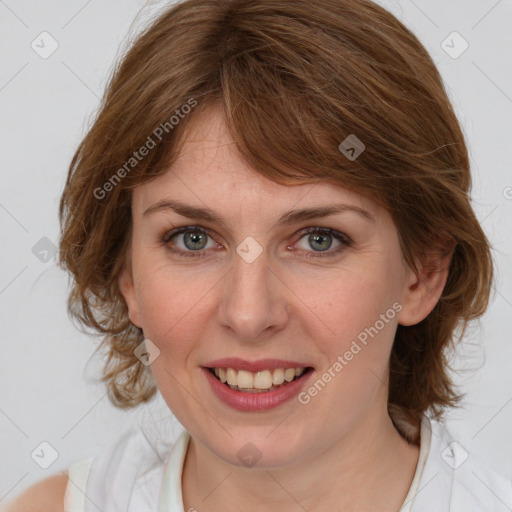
[201,425,309,470]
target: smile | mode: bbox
[202,359,314,411]
[209,367,308,393]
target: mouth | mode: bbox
[206,366,314,393]
[202,359,315,411]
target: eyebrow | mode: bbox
[143,199,376,226]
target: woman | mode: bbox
[5,0,511,510]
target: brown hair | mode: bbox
[58,0,493,442]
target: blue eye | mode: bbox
[179,230,209,251]
[294,227,351,258]
[161,226,351,259]
[162,226,216,258]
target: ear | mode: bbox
[397,238,455,327]
[119,258,143,328]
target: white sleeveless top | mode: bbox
[63,414,512,511]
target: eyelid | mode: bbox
[290,227,351,259]
[161,225,352,258]
[293,226,352,245]
[161,225,217,244]
[161,225,222,256]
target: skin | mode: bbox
[1,473,68,512]
[119,106,452,511]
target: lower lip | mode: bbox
[202,367,313,412]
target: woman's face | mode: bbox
[120,107,429,468]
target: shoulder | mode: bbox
[80,427,183,511]
[1,473,69,512]
[0,429,162,512]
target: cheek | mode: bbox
[292,266,400,386]
[298,278,399,416]
[291,264,398,337]
[133,261,213,354]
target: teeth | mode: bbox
[284,368,295,382]
[254,370,273,389]
[211,366,307,392]
[237,370,253,389]
[272,368,285,386]
[226,368,237,386]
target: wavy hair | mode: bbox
[58,0,494,443]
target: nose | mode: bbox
[217,246,290,342]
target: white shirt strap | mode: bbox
[63,457,94,512]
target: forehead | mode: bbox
[133,107,379,219]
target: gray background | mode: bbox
[1,0,511,500]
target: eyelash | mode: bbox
[160,225,352,259]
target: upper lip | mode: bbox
[203,358,313,373]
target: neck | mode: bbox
[182,406,420,512]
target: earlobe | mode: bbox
[397,245,454,327]
[119,262,142,328]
